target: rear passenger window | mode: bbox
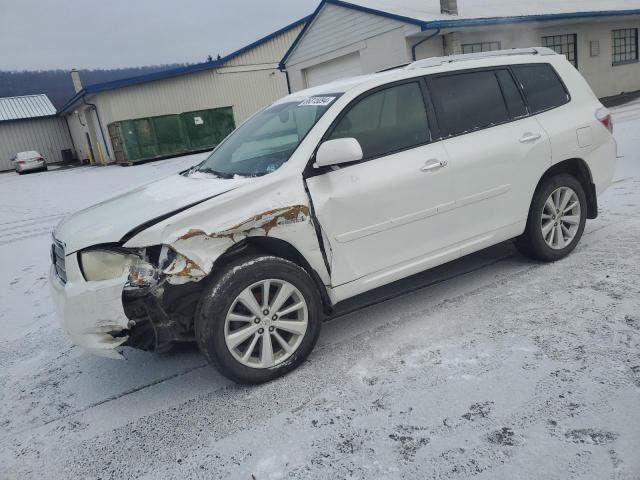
[429,70,510,137]
[329,82,430,160]
[495,70,528,118]
[512,64,570,113]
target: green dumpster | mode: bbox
[108,106,236,164]
[181,107,235,150]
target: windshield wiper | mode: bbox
[197,167,234,179]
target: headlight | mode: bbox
[79,250,138,281]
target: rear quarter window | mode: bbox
[512,64,570,114]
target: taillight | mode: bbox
[17,160,26,165]
[596,108,613,133]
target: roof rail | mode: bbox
[376,63,411,73]
[406,47,558,70]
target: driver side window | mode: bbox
[329,82,430,160]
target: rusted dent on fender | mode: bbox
[166,204,313,283]
[163,252,207,283]
[178,205,311,241]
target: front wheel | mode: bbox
[195,255,322,384]
[515,173,587,262]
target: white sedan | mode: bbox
[13,151,48,174]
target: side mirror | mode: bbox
[314,138,363,168]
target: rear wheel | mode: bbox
[515,173,587,262]
[195,255,322,384]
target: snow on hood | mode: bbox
[54,173,251,254]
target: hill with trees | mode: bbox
[0,65,187,110]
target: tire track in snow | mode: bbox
[0,228,56,245]
[0,214,66,245]
[0,363,209,441]
[0,213,65,227]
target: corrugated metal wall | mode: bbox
[97,67,285,128]
[286,4,406,67]
[92,24,304,162]
[224,26,302,69]
[0,117,74,171]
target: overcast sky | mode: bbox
[0,0,319,71]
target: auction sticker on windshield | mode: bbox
[299,96,336,107]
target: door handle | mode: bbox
[519,132,542,143]
[421,159,448,172]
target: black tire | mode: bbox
[515,173,587,262]
[195,255,322,384]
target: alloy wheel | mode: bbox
[224,279,309,369]
[541,186,581,250]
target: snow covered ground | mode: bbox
[1,102,639,479]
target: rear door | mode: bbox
[306,80,456,287]
[426,68,552,248]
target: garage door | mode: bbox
[304,52,362,88]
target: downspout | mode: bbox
[82,95,110,160]
[285,70,292,95]
[278,63,292,95]
[62,114,79,163]
[411,27,441,61]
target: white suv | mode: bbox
[50,48,616,383]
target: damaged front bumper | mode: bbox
[49,255,130,359]
[49,248,199,359]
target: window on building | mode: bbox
[612,28,638,65]
[512,64,570,114]
[542,34,578,67]
[461,41,502,54]
[329,82,430,160]
[428,70,510,137]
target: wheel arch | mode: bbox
[537,158,598,219]
[211,237,334,315]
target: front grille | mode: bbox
[51,237,67,284]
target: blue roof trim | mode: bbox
[426,9,640,28]
[0,113,59,125]
[279,0,425,68]
[60,15,311,114]
[280,0,640,68]
[328,0,426,26]
[279,1,329,71]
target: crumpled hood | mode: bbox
[55,174,250,254]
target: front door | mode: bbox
[306,81,457,287]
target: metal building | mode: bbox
[281,0,640,99]
[0,95,74,171]
[59,17,307,165]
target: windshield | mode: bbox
[194,95,340,178]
